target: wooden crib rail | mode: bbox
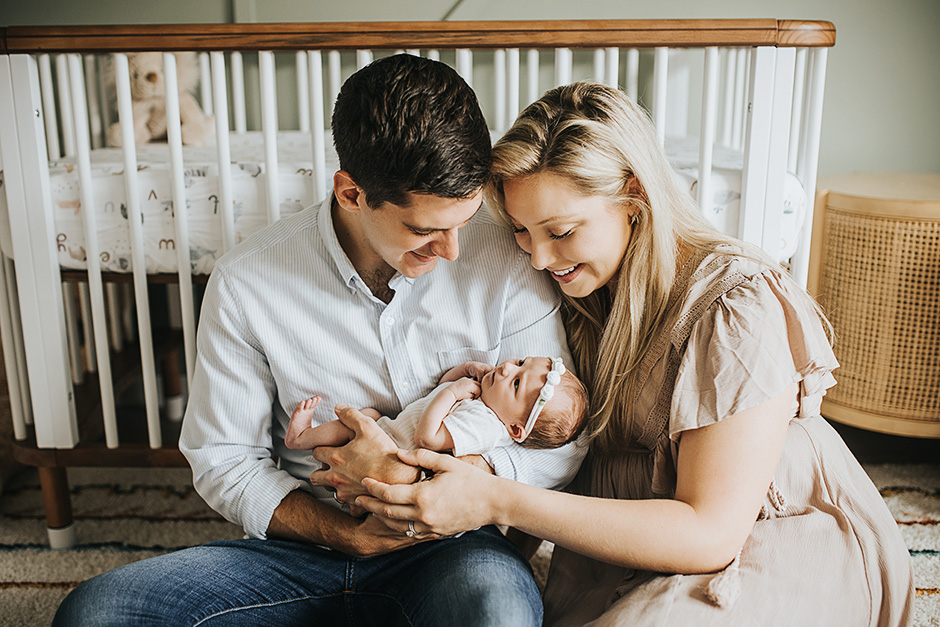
[0,19,835,53]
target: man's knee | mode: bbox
[412,529,543,626]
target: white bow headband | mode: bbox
[513,357,566,443]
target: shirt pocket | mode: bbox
[436,344,501,374]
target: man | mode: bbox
[54,54,584,626]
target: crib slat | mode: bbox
[210,51,236,253]
[738,47,776,248]
[605,47,619,88]
[731,49,747,150]
[55,55,76,156]
[328,50,342,114]
[593,49,605,83]
[307,50,327,202]
[259,51,280,224]
[554,48,572,87]
[3,257,33,425]
[427,49,440,62]
[113,52,162,449]
[1,54,76,447]
[4,259,33,427]
[788,48,808,174]
[625,49,639,102]
[0,254,28,439]
[507,48,520,125]
[198,52,213,115]
[163,52,197,389]
[295,51,309,132]
[719,49,736,148]
[61,283,83,385]
[231,51,247,133]
[494,49,506,133]
[790,48,828,287]
[652,47,668,146]
[83,55,103,149]
[356,50,373,70]
[456,49,473,88]
[78,282,96,372]
[526,49,539,104]
[37,54,60,158]
[105,283,123,351]
[67,53,119,447]
[762,47,796,258]
[697,47,719,213]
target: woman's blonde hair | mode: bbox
[485,82,787,453]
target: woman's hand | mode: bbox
[355,448,501,537]
[310,404,420,504]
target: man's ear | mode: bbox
[509,422,526,441]
[333,170,364,212]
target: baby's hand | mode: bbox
[460,361,495,382]
[451,377,482,400]
[439,361,493,384]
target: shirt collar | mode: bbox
[317,193,416,291]
[317,194,359,289]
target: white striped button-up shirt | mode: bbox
[180,196,586,539]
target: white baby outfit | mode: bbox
[378,382,513,456]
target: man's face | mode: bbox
[357,189,483,278]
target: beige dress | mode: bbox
[543,248,914,627]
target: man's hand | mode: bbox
[267,489,435,558]
[310,404,420,504]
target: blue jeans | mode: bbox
[52,526,541,626]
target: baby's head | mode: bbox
[479,357,588,449]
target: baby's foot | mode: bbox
[294,397,321,416]
[286,396,321,449]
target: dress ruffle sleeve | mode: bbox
[668,268,839,441]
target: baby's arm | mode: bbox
[285,398,380,449]
[439,361,494,384]
[414,378,481,451]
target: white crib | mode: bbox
[0,18,835,547]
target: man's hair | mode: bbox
[522,371,590,449]
[332,53,491,208]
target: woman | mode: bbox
[355,82,914,626]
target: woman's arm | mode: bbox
[358,385,793,574]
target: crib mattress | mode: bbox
[0,132,805,274]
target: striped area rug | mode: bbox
[0,463,938,626]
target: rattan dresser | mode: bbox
[808,173,940,438]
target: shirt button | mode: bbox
[401,381,410,390]
[385,317,395,326]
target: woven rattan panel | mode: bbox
[819,209,940,423]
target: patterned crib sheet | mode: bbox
[0,132,805,274]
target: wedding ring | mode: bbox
[331,491,346,506]
[405,520,418,538]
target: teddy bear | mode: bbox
[106,51,214,147]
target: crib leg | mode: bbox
[162,348,184,422]
[37,466,76,549]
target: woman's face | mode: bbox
[502,172,635,298]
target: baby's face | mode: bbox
[479,357,553,433]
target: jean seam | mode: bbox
[345,559,356,626]
[191,593,343,626]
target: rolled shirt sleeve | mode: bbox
[179,267,305,539]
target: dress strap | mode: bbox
[635,264,749,450]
